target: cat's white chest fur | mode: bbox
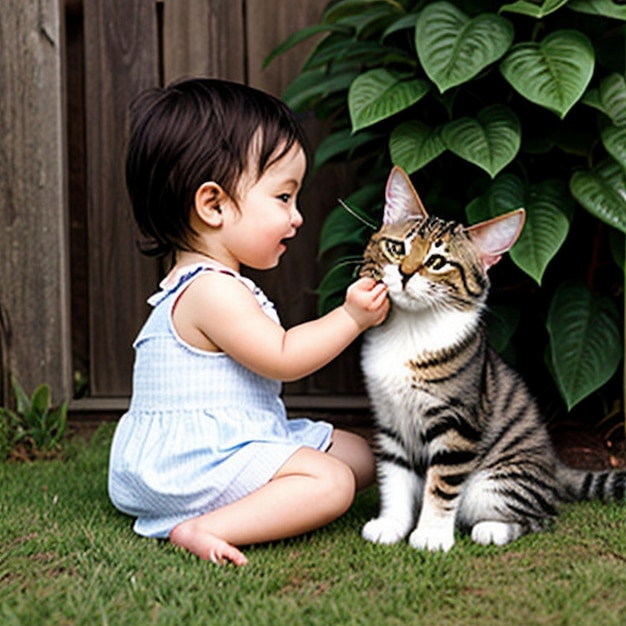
[362,306,478,425]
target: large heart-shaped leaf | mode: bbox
[415,1,514,93]
[389,121,446,174]
[570,159,626,234]
[348,68,430,131]
[510,180,573,285]
[547,281,622,410]
[500,30,595,118]
[441,104,521,177]
[466,175,572,284]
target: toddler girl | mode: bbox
[108,78,389,566]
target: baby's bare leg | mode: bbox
[169,446,355,565]
[327,428,376,491]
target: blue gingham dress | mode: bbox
[108,263,333,538]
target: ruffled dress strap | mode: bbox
[146,261,279,323]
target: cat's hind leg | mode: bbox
[362,461,422,545]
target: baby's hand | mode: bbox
[343,277,389,330]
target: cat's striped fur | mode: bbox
[360,167,626,551]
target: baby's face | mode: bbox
[220,143,306,270]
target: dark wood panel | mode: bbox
[0,0,72,404]
[83,0,161,396]
[162,0,246,83]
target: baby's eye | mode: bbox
[277,193,291,203]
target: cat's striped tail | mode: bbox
[557,464,626,502]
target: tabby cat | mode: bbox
[360,166,625,552]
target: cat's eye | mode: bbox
[382,239,406,259]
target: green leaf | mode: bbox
[324,0,406,23]
[599,73,626,128]
[319,184,382,256]
[547,281,622,410]
[314,129,381,171]
[319,205,372,256]
[499,0,569,18]
[348,68,429,131]
[283,67,358,111]
[466,173,525,223]
[30,384,51,417]
[415,1,514,93]
[303,38,393,71]
[263,24,349,69]
[570,159,626,235]
[11,376,31,416]
[568,0,626,20]
[389,121,446,174]
[500,30,595,118]
[317,262,360,316]
[510,180,573,285]
[601,124,626,169]
[383,12,420,38]
[441,104,521,178]
[334,4,402,38]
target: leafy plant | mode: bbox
[267,0,626,413]
[0,376,68,461]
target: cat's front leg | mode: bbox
[362,461,422,545]
[408,465,466,552]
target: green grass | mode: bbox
[2,424,626,626]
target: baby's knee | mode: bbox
[319,458,356,516]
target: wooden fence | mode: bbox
[0,0,369,425]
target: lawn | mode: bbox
[2,423,626,625]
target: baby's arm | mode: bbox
[176,273,388,381]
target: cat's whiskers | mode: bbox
[338,199,378,230]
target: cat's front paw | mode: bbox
[362,517,410,545]
[408,525,455,552]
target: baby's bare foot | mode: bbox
[170,520,248,566]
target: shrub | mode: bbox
[267,0,626,415]
[0,376,68,461]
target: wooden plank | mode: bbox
[0,1,72,404]
[161,0,245,83]
[82,0,161,396]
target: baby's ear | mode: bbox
[194,182,228,227]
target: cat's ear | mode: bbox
[465,209,525,270]
[383,166,428,225]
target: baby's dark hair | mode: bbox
[125,78,310,257]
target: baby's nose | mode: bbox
[291,206,304,228]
